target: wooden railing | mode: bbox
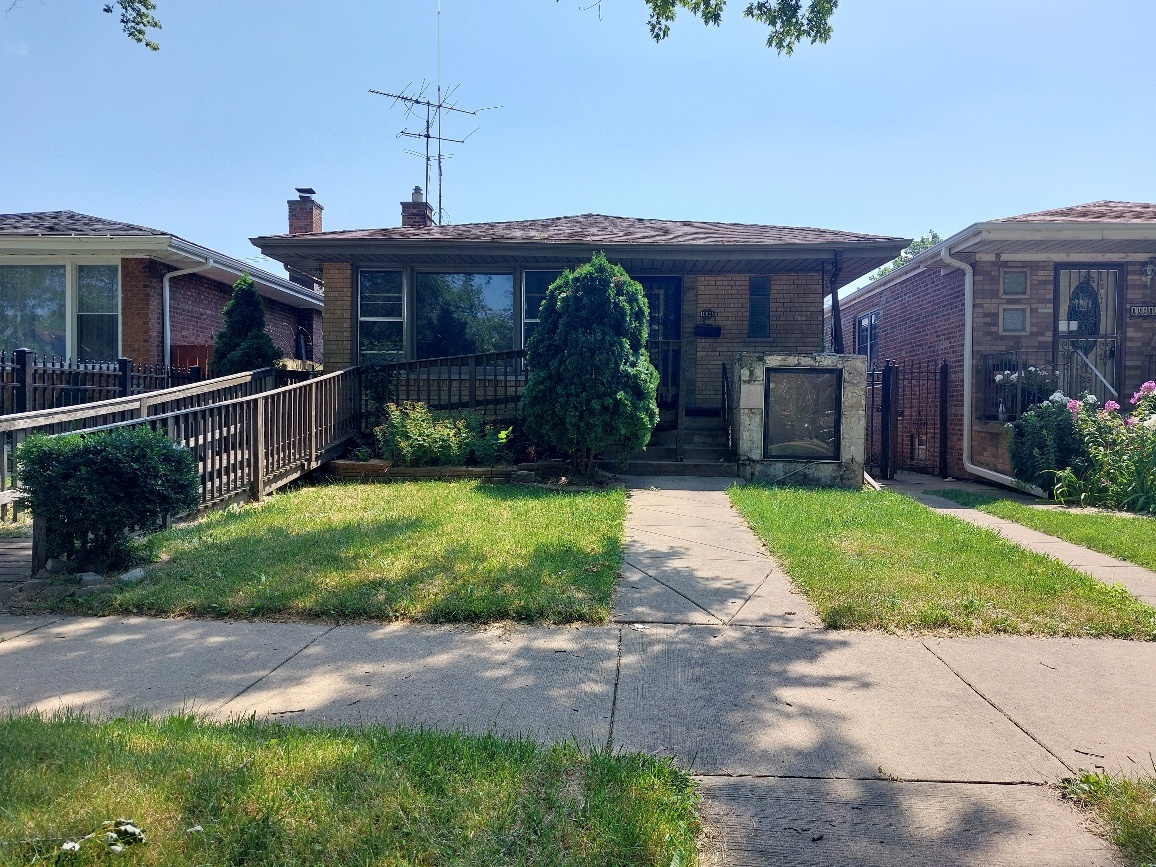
[0,367,291,514]
[363,350,527,422]
[0,349,203,416]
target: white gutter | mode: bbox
[163,257,213,367]
[939,244,1044,495]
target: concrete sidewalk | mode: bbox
[1,476,1152,865]
[890,473,1156,606]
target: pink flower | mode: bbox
[1125,417,1138,427]
[1134,381,1156,405]
[1067,399,1081,415]
[1105,400,1121,412]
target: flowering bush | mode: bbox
[1008,394,1089,490]
[994,366,1057,415]
[1052,382,1156,513]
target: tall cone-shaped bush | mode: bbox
[212,274,283,376]
[521,253,659,475]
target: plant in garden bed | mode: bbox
[1054,383,1156,513]
[0,711,702,867]
[40,480,626,623]
[372,402,513,467]
[16,427,199,571]
[1008,393,1089,491]
[521,253,659,476]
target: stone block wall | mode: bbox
[734,352,867,488]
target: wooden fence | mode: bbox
[0,367,295,517]
[0,349,202,416]
[363,349,527,422]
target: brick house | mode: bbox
[252,188,907,465]
[831,201,1156,484]
[0,211,324,368]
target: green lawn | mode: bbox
[929,488,1156,572]
[1064,771,1156,866]
[728,485,1156,637]
[0,712,701,867]
[0,513,31,539]
[45,481,626,623]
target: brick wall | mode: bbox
[322,262,354,369]
[120,258,165,365]
[833,265,968,477]
[170,272,312,362]
[1124,266,1156,393]
[694,272,824,408]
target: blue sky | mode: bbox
[4,0,1155,284]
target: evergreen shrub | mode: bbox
[212,274,283,376]
[16,427,200,570]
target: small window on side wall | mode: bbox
[1000,305,1029,335]
[748,276,770,338]
[1001,270,1028,297]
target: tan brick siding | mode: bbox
[694,272,824,408]
[323,262,354,369]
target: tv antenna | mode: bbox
[369,1,498,225]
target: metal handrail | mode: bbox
[721,363,734,457]
[1072,348,1119,398]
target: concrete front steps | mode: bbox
[603,416,738,477]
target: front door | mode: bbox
[635,276,682,417]
[1056,268,1121,403]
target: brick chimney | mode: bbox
[401,186,435,228]
[288,187,323,235]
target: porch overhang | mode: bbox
[249,237,909,291]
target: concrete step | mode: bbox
[605,459,738,478]
[682,446,732,462]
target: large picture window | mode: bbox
[358,270,405,365]
[0,264,67,357]
[523,270,563,347]
[416,272,513,359]
[764,368,842,460]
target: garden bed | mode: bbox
[0,711,701,867]
[728,485,1156,637]
[25,480,627,623]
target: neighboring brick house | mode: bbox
[0,211,323,368]
[251,188,907,462]
[830,201,1156,484]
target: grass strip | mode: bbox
[1063,770,1156,865]
[928,488,1156,572]
[41,480,626,623]
[728,485,1156,637]
[0,711,700,867]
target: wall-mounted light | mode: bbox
[1144,257,1156,289]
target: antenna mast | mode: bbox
[370,3,497,225]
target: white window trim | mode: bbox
[356,268,406,365]
[522,270,564,349]
[999,304,1030,335]
[0,257,121,359]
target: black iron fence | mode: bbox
[362,349,528,424]
[978,337,1119,421]
[867,359,949,480]
[0,349,202,416]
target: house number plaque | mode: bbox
[1130,305,1156,319]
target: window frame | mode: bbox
[748,275,771,339]
[999,304,1030,335]
[412,268,517,359]
[855,309,880,369]
[522,269,566,349]
[762,366,843,461]
[0,258,121,359]
[356,268,407,365]
[1000,269,1030,298]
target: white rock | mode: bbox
[78,572,106,587]
[119,568,147,585]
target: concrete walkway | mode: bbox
[1,476,1153,865]
[890,472,1156,606]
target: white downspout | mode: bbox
[163,258,213,367]
[939,245,1044,494]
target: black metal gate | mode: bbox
[866,359,949,480]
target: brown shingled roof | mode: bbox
[266,213,902,246]
[0,211,166,236]
[996,201,1156,223]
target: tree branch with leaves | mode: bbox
[642,0,839,53]
[103,0,161,51]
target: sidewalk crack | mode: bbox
[606,625,623,750]
[220,624,338,709]
[921,641,1074,774]
[623,560,725,624]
